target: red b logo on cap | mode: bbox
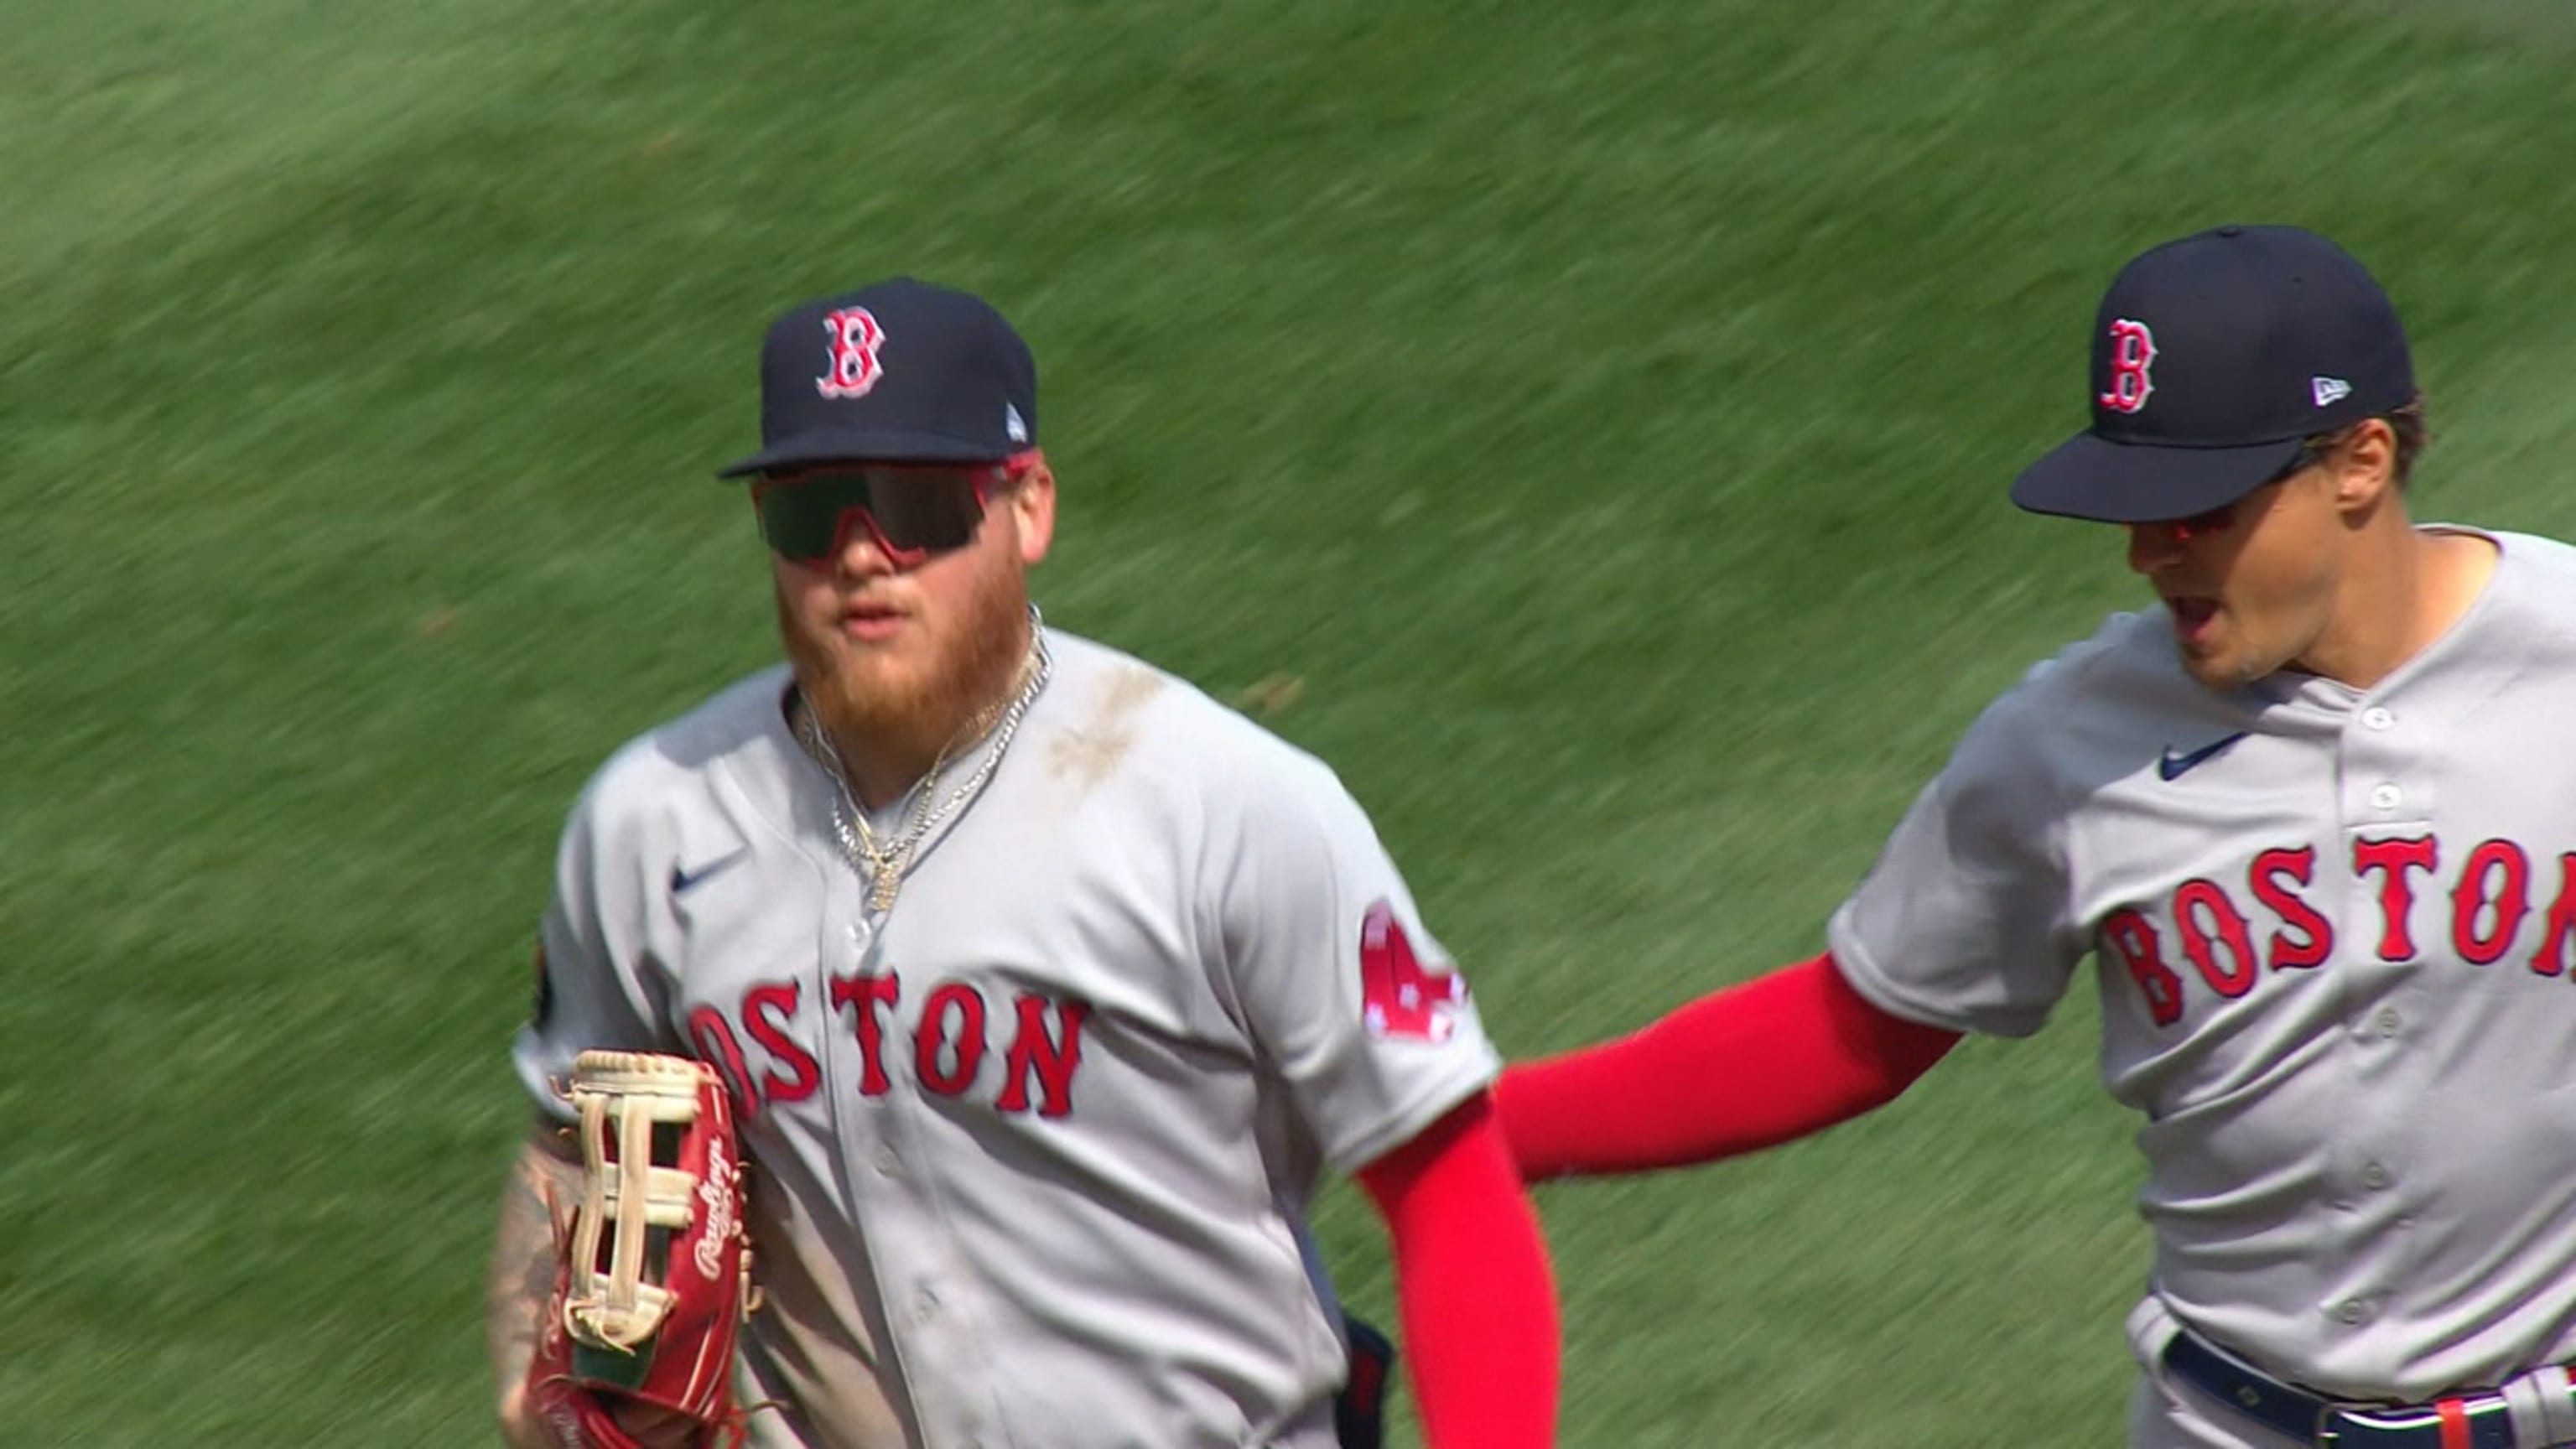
[816,308,886,399]
[2098,319,2157,415]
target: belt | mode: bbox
[2162,1329,2576,1448]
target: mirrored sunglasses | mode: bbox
[751,464,1009,568]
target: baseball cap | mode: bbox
[2010,225,2414,523]
[716,278,1037,477]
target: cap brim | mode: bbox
[2010,431,2304,523]
[717,427,1015,478]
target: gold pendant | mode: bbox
[869,871,901,912]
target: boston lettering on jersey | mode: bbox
[683,973,1091,1118]
[2100,834,2576,1026]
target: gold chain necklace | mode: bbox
[792,610,1051,911]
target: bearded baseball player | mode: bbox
[486,278,1560,1449]
[1498,225,2576,1449]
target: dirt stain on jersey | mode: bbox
[1049,666,1164,793]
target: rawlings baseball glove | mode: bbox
[524,1052,756,1449]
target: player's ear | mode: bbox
[2330,418,2398,515]
[1004,455,1057,565]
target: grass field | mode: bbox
[8,0,2576,1443]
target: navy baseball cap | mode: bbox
[2010,225,2414,523]
[717,278,1037,477]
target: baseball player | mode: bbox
[1496,225,2576,1448]
[486,278,1560,1448]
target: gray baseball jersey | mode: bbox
[514,627,1499,1449]
[1827,527,2576,1412]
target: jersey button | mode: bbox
[2361,707,2394,730]
[2376,1009,2402,1039]
[911,1286,939,1323]
[874,1146,901,1177]
[2369,783,2403,810]
[2361,1162,2392,1190]
[2335,1298,2371,1326]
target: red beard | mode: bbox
[775,568,1032,796]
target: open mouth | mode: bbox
[2166,595,2220,641]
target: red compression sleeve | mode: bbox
[1354,1093,1557,1449]
[1495,953,1961,1178]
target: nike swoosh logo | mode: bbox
[2158,732,2249,782]
[669,849,750,895]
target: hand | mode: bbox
[496,1382,551,1449]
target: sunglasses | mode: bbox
[751,459,1026,568]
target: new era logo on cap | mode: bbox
[718,278,1038,477]
[2010,225,2416,524]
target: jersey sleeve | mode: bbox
[1826,685,2087,1039]
[1205,755,1501,1176]
[512,760,682,1122]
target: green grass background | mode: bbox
[8,0,2574,1443]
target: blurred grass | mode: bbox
[5,0,2573,1443]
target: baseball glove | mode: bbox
[524,1051,756,1449]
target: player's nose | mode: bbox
[2126,522,2186,575]
[828,513,900,579]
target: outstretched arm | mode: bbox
[1353,1093,1559,1449]
[1495,953,1961,1179]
